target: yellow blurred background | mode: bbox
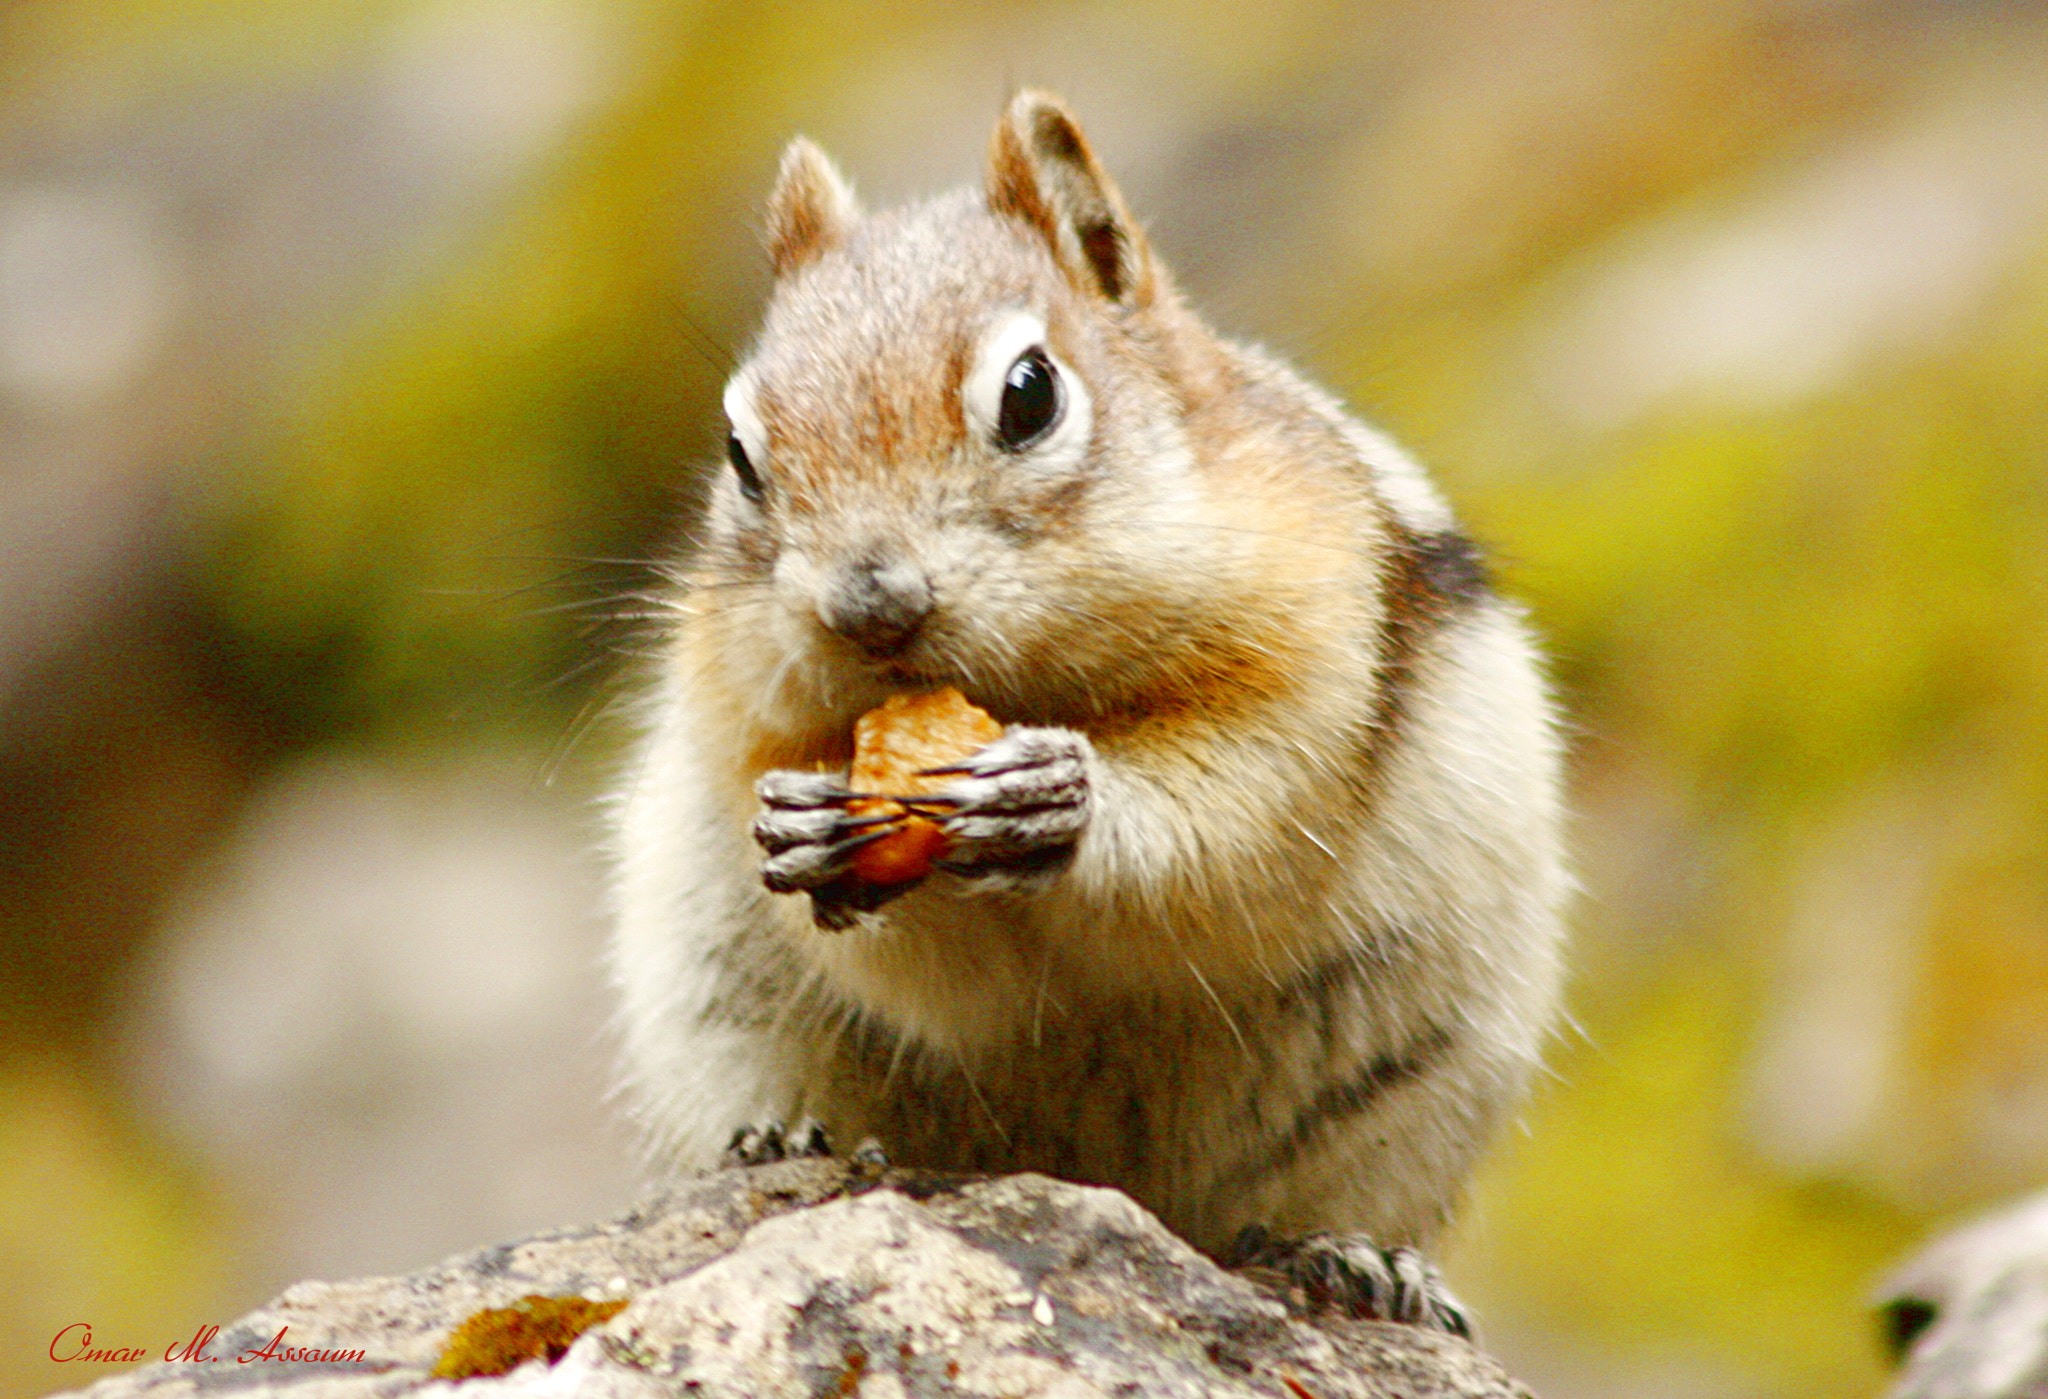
[6,1,2047,1395]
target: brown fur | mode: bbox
[765,136,860,275]
[609,92,1568,1267]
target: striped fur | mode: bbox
[608,92,1567,1260]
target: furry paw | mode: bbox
[1226,1226,1471,1337]
[753,770,915,927]
[721,1117,834,1168]
[753,770,885,892]
[925,726,1091,883]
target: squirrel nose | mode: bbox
[818,560,933,656]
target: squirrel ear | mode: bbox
[986,91,1152,306]
[764,137,860,275]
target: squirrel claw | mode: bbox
[754,769,856,809]
[722,1117,833,1167]
[759,825,892,893]
[932,727,1090,879]
[755,768,897,894]
[1226,1226,1471,1338]
[721,1119,893,1180]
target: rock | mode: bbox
[1878,1187,2048,1399]
[56,1160,1533,1399]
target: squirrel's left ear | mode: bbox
[987,91,1153,307]
[764,136,861,276]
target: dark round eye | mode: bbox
[726,434,765,505]
[996,347,1063,451]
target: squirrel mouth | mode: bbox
[875,659,943,688]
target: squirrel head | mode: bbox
[694,93,1304,730]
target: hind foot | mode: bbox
[1226,1225,1471,1337]
[720,1119,890,1174]
[721,1117,833,1167]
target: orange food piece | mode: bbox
[847,687,1002,887]
[845,813,953,888]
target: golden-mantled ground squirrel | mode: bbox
[609,91,1567,1332]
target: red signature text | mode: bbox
[49,1322,366,1366]
[48,1324,148,1365]
[237,1326,367,1364]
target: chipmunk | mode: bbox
[608,91,1567,1333]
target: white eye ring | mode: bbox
[722,371,770,507]
[962,310,1091,474]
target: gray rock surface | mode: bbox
[56,1160,1532,1399]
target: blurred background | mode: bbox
[5,0,2047,1395]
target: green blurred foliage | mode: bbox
[1463,971,1922,1395]
[198,0,892,743]
[4,1061,228,1399]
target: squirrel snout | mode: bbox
[817,559,934,657]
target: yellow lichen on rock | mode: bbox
[430,1294,628,1381]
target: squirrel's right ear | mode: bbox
[987,91,1153,306]
[764,137,860,275]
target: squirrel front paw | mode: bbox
[753,770,912,927]
[1226,1225,1472,1337]
[752,726,1091,922]
[753,770,888,891]
[927,726,1091,885]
